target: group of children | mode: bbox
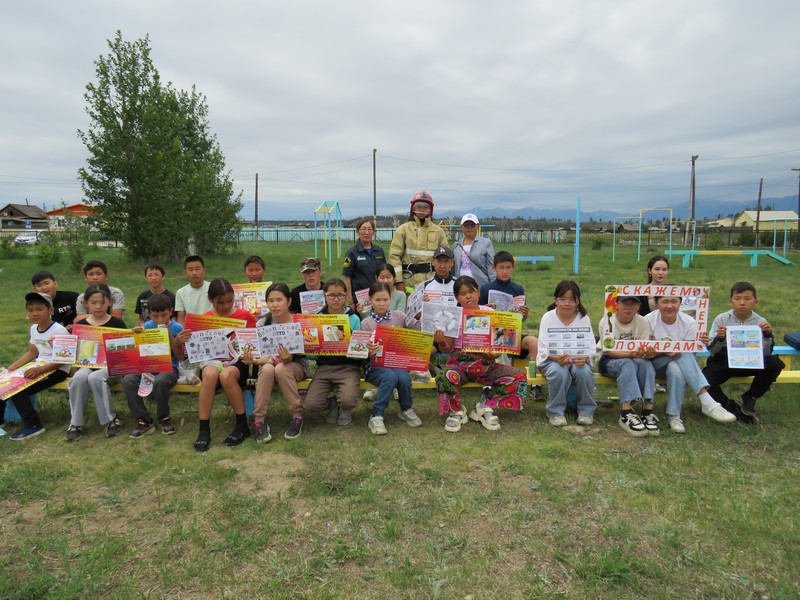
[1,251,785,447]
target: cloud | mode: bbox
[1,0,799,220]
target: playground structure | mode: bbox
[665,249,793,268]
[611,208,675,263]
[313,201,343,267]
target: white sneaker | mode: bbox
[398,408,423,427]
[363,389,377,401]
[655,384,667,394]
[368,415,387,435]
[576,415,594,426]
[701,403,736,424]
[549,415,568,427]
[619,413,648,437]
[668,417,686,433]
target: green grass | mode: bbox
[0,242,799,598]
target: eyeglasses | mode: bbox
[461,222,477,228]
[556,297,577,305]
[358,227,374,232]
[325,293,346,300]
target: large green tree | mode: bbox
[78,31,242,260]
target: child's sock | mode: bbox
[741,394,757,414]
[698,391,718,409]
[199,419,210,433]
[620,408,633,419]
[641,407,652,417]
[234,412,249,432]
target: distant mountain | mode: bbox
[437,195,798,222]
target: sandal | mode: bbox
[469,403,501,431]
[444,409,467,433]
[194,432,211,452]
[223,428,249,447]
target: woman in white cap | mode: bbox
[452,213,495,289]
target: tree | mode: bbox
[78,31,241,260]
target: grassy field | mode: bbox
[1,241,799,599]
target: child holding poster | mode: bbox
[377,264,407,313]
[180,278,257,451]
[360,282,423,435]
[433,276,528,433]
[123,293,183,438]
[536,280,596,427]
[242,283,311,442]
[645,295,736,433]
[2,292,71,440]
[66,284,128,441]
[702,282,785,424]
[304,278,362,427]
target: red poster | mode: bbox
[73,323,125,367]
[461,309,522,354]
[293,314,351,355]
[371,325,434,371]
[103,328,172,376]
[0,361,50,400]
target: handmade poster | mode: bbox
[405,284,424,325]
[371,325,434,371]
[0,361,50,400]
[600,284,710,353]
[355,288,371,312]
[51,334,79,364]
[138,372,155,397]
[232,281,272,316]
[256,323,305,356]
[461,309,522,354]
[486,290,526,313]
[293,313,351,355]
[544,326,596,357]
[726,325,764,369]
[421,302,462,337]
[346,329,375,359]
[73,323,124,367]
[183,314,247,363]
[103,327,172,376]
[299,290,326,314]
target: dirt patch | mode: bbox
[217,452,306,498]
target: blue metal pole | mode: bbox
[573,197,581,274]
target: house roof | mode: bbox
[738,210,798,222]
[0,203,47,219]
[45,203,94,217]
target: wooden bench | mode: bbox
[515,255,555,265]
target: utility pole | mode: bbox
[372,149,377,224]
[685,154,698,247]
[755,177,763,249]
[792,167,800,250]
[254,173,259,242]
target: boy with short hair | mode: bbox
[478,251,543,399]
[74,260,125,322]
[175,255,212,326]
[2,292,71,440]
[123,294,183,437]
[31,270,79,330]
[597,295,658,436]
[289,257,324,314]
[703,281,785,423]
[243,255,267,283]
[135,262,176,325]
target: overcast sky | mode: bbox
[2,1,800,221]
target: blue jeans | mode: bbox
[599,356,655,404]
[365,367,412,417]
[650,354,709,417]
[539,360,596,418]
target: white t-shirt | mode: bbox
[596,314,652,351]
[31,321,70,373]
[645,310,698,342]
[459,244,473,277]
[175,281,212,315]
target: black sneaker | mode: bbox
[159,416,176,435]
[129,419,155,438]
[530,385,546,401]
[254,421,272,443]
[65,425,82,442]
[284,416,303,440]
[105,417,122,438]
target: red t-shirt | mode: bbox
[204,308,257,328]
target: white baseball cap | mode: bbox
[460,213,479,225]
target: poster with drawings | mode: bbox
[185,329,236,363]
[545,327,595,357]
[257,323,304,356]
[421,302,462,337]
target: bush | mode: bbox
[0,237,26,259]
[704,232,724,251]
[59,214,95,273]
[738,231,755,247]
[37,235,61,266]
[590,236,605,251]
